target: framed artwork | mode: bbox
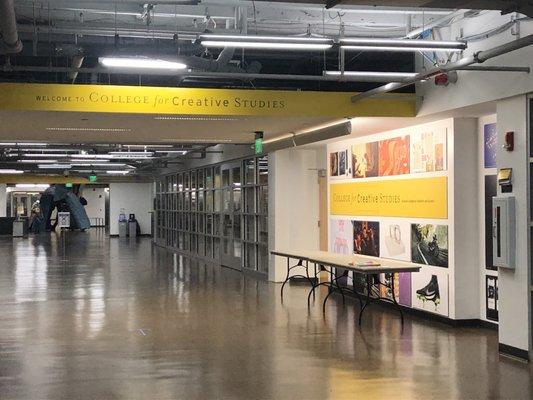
[411,224,449,268]
[379,220,411,261]
[484,123,497,168]
[330,219,353,255]
[486,275,499,321]
[329,152,339,176]
[352,220,380,257]
[410,130,447,173]
[411,269,449,317]
[352,142,379,178]
[485,175,497,270]
[379,136,410,176]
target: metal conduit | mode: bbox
[351,34,533,102]
[0,0,22,53]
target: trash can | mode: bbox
[13,219,27,237]
[128,220,137,238]
[118,221,128,238]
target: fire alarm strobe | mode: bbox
[434,71,458,86]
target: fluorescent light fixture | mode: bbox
[340,38,466,52]
[99,57,187,70]
[46,127,131,132]
[0,142,16,146]
[201,34,332,50]
[154,150,188,155]
[71,163,127,167]
[17,159,59,163]
[108,151,153,156]
[17,148,80,152]
[106,170,131,175]
[15,184,50,189]
[202,40,331,50]
[324,71,417,79]
[0,169,24,174]
[38,164,72,169]
[21,153,72,158]
[16,142,47,146]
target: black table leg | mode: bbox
[280,257,291,300]
[358,274,373,327]
[390,274,404,327]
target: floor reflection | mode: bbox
[0,231,531,400]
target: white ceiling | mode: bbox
[0,110,332,144]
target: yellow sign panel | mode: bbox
[330,176,448,219]
[0,83,415,118]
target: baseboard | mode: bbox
[289,276,319,285]
[110,234,152,237]
[329,290,499,329]
[499,343,529,362]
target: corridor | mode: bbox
[0,232,531,399]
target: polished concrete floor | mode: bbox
[0,231,531,400]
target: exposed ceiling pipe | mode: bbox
[69,55,85,83]
[0,0,23,53]
[351,34,533,102]
[0,64,417,83]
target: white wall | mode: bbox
[109,183,153,235]
[0,184,6,217]
[269,148,320,282]
[418,12,533,116]
[82,187,106,225]
[496,96,530,352]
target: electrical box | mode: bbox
[492,196,515,269]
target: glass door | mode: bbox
[220,161,242,270]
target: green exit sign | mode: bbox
[89,174,97,182]
[65,183,73,188]
[254,138,263,154]
[254,131,263,155]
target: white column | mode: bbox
[0,184,6,217]
[268,148,320,282]
[496,95,530,354]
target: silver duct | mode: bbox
[351,34,533,102]
[0,0,22,53]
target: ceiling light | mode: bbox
[106,170,131,175]
[202,40,331,50]
[15,184,50,189]
[46,127,131,132]
[0,142,16,146]
[154,116,240,121]
[201,34,332,51]
[71,163,126,167]
[37,164,72,169]
[99,57,187,70]
[0,169,24,174]
[340,38,466,52]
[17,159,59,163]
[70,159,110,163]
[20,153,73,158]
[16,142,47,146]
[324,71,417,79]
[109,151,153,156]
[154,150,188,155]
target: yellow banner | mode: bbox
[0,83,415,118]
[330,176,448,219]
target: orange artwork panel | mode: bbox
[379,136,410,176]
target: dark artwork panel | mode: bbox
[486,275,499,321]
[485,175,497,271]
[411,224,448,268]
[353,220,380,257]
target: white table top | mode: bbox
[271,249,421,274]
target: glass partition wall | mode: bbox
[155,155,268,275]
